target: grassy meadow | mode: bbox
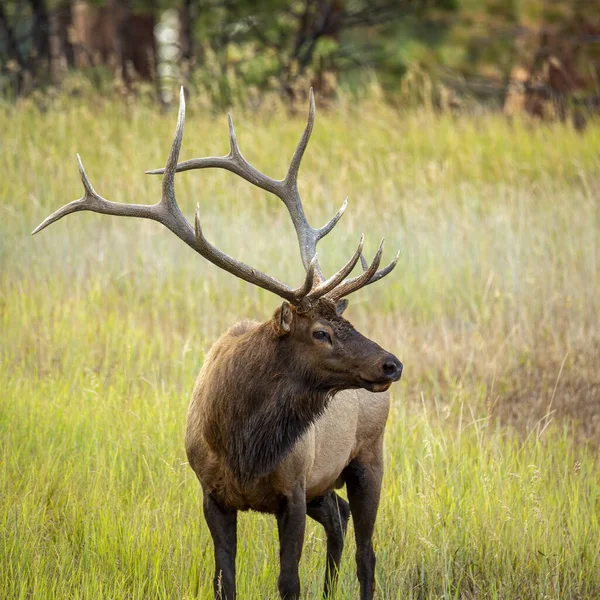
[1,93,599,598]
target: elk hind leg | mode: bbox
[307,491,350,597]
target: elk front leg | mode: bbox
[343,445,384,600]
[307,491,350,597]
[276,484,307,599]
[203,491,238,600]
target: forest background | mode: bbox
[2,0,600,117]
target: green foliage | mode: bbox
[186,0,456,107]
[3,0,599,109]
[432,0,600,89]
[182,0,600,107]
[1,96,599,597]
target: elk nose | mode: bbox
[382,356,403,381]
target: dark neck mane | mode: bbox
[230,382,330,484]
[209,323,332,484]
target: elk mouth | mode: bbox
[359,379,393,393]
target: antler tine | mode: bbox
[154,88,304,301]
[359,251,369,271]
[32,153,160,236]
[304,235,364,302]
[227,113,240,157]
[328,244,401,301]
[363,249,400,284]
[31,155,91,235]
[285,88,315,187]
[161,86,187,211]
[293,255,319,300]
[316,198,348,241]
[146,88,345,280]
[326,239,384,302]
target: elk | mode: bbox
[33,88,403,600]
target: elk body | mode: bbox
[33,89,402,600]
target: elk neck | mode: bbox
[204,320,334,485]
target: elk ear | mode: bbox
[335,299,349,316]
[273,301,294,337]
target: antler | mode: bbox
[32,88,315,304]
[33,87,399,308]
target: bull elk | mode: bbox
[33,88,403,599]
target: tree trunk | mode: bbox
[55,1,75,68]
[180,0,196,94]
[0,3,26,94]
[180,0,195,64]
[108,0,130,88]
[29,0,51,68]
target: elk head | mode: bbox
[272,299,402,394]
[32,87,402,394]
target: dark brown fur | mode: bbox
[185,299,402,598]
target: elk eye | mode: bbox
[312,330,331,343]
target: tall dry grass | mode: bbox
[1,94,599,598]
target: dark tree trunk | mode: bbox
[280,0,342,101]
[29,0,51,66]
[180,0,195,64]
[54,1,75,68]
[0,3,26,93]
[109,0,131,88]
[180,0,196,95]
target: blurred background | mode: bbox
[1,0,600,121]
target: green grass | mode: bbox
[1,95,599,598]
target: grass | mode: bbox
[1,93,599,598]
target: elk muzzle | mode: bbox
[359,352,402,393]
